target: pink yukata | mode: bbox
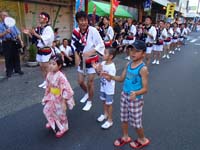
[42,71,74,132]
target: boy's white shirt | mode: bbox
[100,61,116,95]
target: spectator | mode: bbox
[59,38,74,67]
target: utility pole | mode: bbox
[186,0,189,13]
[197,0,200,14]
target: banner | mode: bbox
[144,0,152,12]
[74,0,85,28]
[166,3,176,18]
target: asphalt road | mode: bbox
[0,32,200,150]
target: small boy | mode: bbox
[93,48,116,129]
[102,40,150,149]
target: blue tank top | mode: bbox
[123,62,145,99]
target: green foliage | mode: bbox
[28,44,37,62]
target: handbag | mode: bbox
[15,39,22,49]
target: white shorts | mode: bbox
[178,38,184,41]
[36,53,51,63]
[146,46,153,54]
[77,66,96,74]
[153,45,163,51]
[172,39,178,43]
[164,41,171,45]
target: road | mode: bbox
[0,32,200,150]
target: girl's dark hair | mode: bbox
[107,47,117,60]
[50,54,63,67]
[75,11,88,22]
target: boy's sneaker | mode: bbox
[80,93,89,103]
[166,55,170,59]
[152,60,156,64]
[175,48,178,51]
[169,51,172,54]
[97,114,107,122]
[38,81,46,88]
[178,48,181,51]
[156,60,159,65]
[82,101,92,111]
[162,55,166,58]
[172,51,175,54]
[101,121,113,129]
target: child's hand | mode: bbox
[92,62,102,73]
[92,62,98,69]
[101,72,111,80]
[130,91,136,101]
[62,101,67,111]
[41,99,47,105]
[67,97,75,110]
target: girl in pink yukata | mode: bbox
[42,54,75,138]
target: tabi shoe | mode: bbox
[152,60,156,64]
[166,55,170,59]
[82,101,92,111]
[80,93,89,103]
[162,55,166,58]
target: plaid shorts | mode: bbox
[120,91,144,128]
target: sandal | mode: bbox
[114,137,132,147]
[129,139,150,149]
[55,129,68,138]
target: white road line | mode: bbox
[190,39,198,43]
[194,43,200,45]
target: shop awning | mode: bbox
[88,1,133,18]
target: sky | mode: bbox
[189,0,199,5]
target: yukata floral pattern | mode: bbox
[42,71,74,131]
